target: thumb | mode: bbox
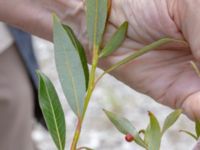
[182,92,200,121]
[171,0,200,120]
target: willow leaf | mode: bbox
[53,15,86,117]
[37,71,66,150]
[86,0,108,46]
[62,24,89,89]
[103,38,187,75]
[180,130,198,140]
[195,120,200,138]
[145,112,161,150]
[99,21,128,58]
[162,109,182,134]
[104,109,146,148]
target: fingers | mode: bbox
[172,0,200,61]
[169,0,200,120]
[182,92,200,120]
[61,0,87,43]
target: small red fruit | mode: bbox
[125,133,134,142]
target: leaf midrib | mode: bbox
[62,47,81,116]
[55,20,83,116]
[44,78,63,150]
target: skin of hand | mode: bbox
[1,0,200,121]
[102,0,200,121]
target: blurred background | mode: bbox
[32,36,195,150]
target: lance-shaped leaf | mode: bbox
[101,38,187,76]
[62,24,89,89]
[180,130,198,140]
[53,16,86,117]
[145,112,161,150]
[196,120,200,138]
[99,22,128,58]
[144,125,150,145]
[86,0,108,46]
[103,109,146,148]
[162,109,182,134]
[37,71,66,150]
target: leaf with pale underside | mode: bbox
[103,38,187,75]
[145,112,161,150]
[37,71,66,150]
[86,0,108,46]
[99,21,128,58]
[53,15,86,117]
[62,24,89,89]
[162,109,182,134]
[103,109,146,148]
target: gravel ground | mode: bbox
[32,37,196,150]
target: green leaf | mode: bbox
[102,38,187,76]
[145,112,161,150]
[99,21,128,58]
[86,0,108,46]
[180,130,198,140]
[103,109,146,148]
[144,125,150,145]
[37,71,66,150]
[162,109,182,134]
[195,120,200,138]
[62,24,89,89]
[53,15,86,117]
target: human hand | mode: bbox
[0,0,86,40]
[56,0,200,121]
[55,0,200,121]
[1,0,199,121]
[100,0,200,121]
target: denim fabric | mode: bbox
[7,26,39,87]
[7,26,46,127]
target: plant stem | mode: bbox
[70,119,82,150]
[83,44,99,115]
[70,45,99,150]
[70,38,185,149]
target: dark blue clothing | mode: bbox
[7,26,45,126]
[8,27,39,87]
